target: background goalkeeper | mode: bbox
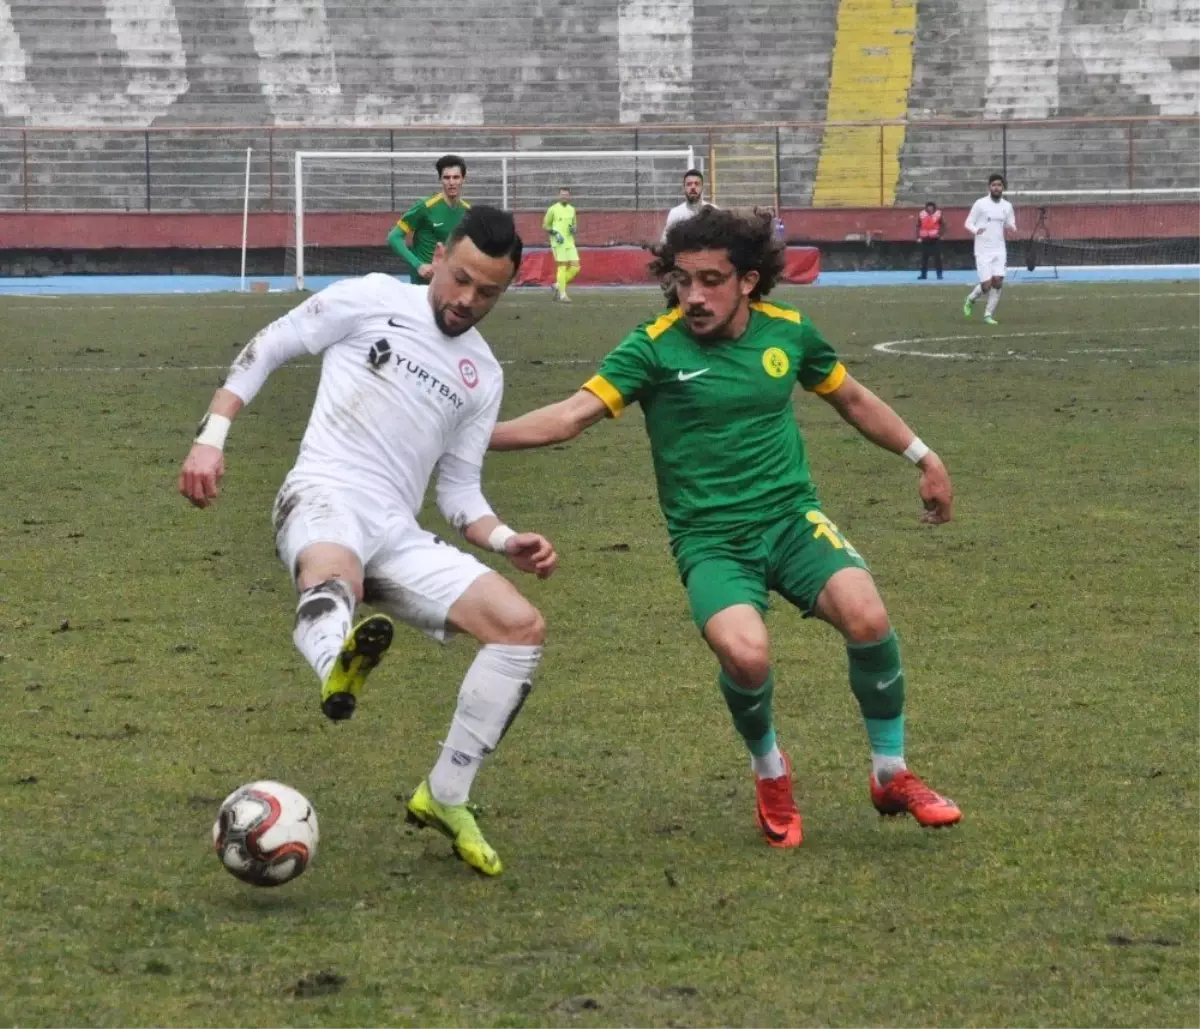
[543,187,580,302]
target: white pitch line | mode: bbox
[874,324,1199,361]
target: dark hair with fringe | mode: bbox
[449,205,523,271]
[649,206,784,301]
[683,168,704,182]
[988,172,1005,186]
[436,154,467,177]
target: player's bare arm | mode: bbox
[818,373,953,525]
[435,453,558,578]
[178,387,243,508]
[489,389,609,450]
[464,515,558,579]
[178,309,315,509]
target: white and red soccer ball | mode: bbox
[212,781,318,887]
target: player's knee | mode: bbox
[296,570,362,604]
[295,547,363,600]
[495,601,546,647]
[717,637,772,689]
[840,602,891,645]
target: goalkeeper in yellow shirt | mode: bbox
[543,187,579,302]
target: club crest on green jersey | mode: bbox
[762,347,790,378]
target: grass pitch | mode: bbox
[0,281,1197,1027]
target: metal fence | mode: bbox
[0,117,1195,213]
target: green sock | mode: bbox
[556,266,568,294]
[718,670,776,757]
[847,630,905,758]
[565,264,581,283]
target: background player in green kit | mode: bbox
[388,155,470,284]
[490,207,962,849]
[543,186,580,302]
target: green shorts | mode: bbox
[673,509,870,631]
[551,243,579,263]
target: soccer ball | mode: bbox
[212,780,319,887]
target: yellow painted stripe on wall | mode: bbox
[813,0,917,207]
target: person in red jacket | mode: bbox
[917,200,944,280]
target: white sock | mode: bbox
[428,643,543,806]
[751,744,787,780]
[292,579,355,682]
[985,288,1002,315]
[872,754,907,783]
[967,285,984,302]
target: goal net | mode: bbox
[1008,189,1200,277]
[286,149,697,290]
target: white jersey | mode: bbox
[965,196,1016,252]
[276,274,503,515]
[662,199,713,241]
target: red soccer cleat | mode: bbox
[870,769,962,828]
[755,753,803,848]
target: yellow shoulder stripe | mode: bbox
[582,375,625,417]
[461,199,471,208]
[751,300,802,323]
[645,307,684,341]
[424,192,445,208]
[809,361,847,395]
[397,219,412,233]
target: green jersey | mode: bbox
[583,301,846,537]
[543,202,577,239]
[396,192,470,273]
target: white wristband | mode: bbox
[487,524,517,554]
[194,413,232,450]
[903,437,930,464]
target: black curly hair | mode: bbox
[649,206,784,301]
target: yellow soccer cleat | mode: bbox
[320,614,394,721]
[405,779,503,876]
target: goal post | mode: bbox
[290,148,697,291]
[1007,188,1200,277]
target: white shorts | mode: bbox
[272,476,490,641]
[975,250,1007,281]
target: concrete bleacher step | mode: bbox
[0,0,1194,211]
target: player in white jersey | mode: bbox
[178,207,553,877]
[963,174,1017,325]
[661,168,713,242]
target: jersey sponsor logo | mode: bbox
[459,358,479,389]
[366,344,466,409]
[392,356,466,409]
[676,367,708,382]
[762,347,790,378]
[367,339,392,369]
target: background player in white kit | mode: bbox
[963,173,1017,325]
[661,168,712,242]
[178,207,554,877]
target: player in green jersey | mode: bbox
[388,155,471,285]
[490,207,961,849]
[543,187,580,302]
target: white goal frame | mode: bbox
[1006,187,1200,275]
[292,148,696,291]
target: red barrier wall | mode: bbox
[515,245,820,286]
[0,204,1193,251]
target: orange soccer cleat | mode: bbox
[755,753,803,848]
[870,769,962,828]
